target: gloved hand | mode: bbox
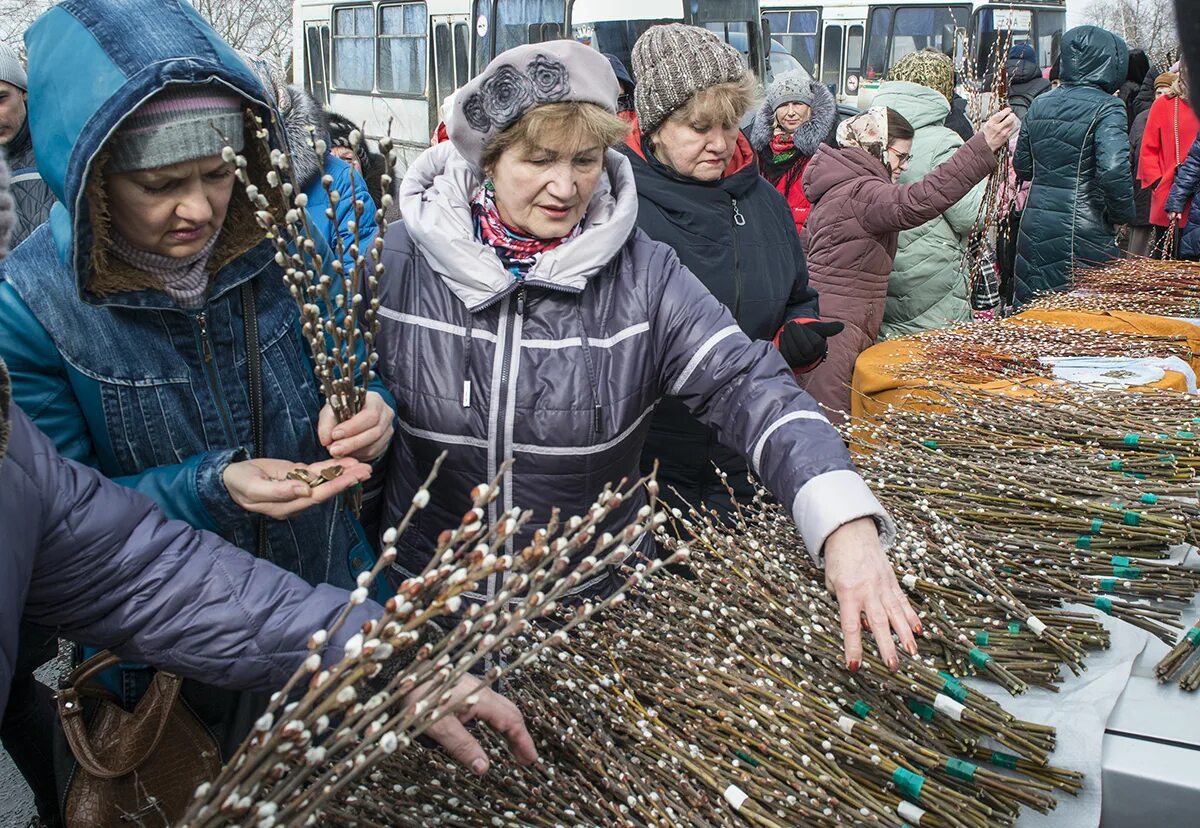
[773,319,845,372]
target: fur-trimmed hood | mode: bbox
[275,84,329,192]
[749,80,836,158]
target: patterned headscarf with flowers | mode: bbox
[836,107,890,165]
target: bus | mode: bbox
[760,1,1065,106]
[294,1,774,170]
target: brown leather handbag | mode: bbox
[56,651,220,827]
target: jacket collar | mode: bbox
[398,142,639,312]
[624,121,760,198]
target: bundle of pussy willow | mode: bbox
[889,317,1193,384]
[1026,257,1200,318]
[178,458,683,827]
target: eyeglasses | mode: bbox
[887,147,913,166]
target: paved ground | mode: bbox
[1,647,70,827]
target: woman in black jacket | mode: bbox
[622,26,842,518]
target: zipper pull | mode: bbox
[197,313,213,363]
[515,286,526,317]
[462,380,472,408]
[594,404,602,434]
[732,198,746,227]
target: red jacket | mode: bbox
[1139,94,1199,227]
[762,157,814,234]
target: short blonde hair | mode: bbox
[662,73,760,131]
[481,101,630,172]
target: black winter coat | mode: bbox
[621,135,819,515]
[946,94,973,141]
[1130,69,1162,225]
[1013,26,1135,304]
[1006,54,1052,121]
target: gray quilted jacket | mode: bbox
[376,143,893,597]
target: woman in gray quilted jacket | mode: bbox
[376,39,919,671]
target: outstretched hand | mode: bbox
[823,517,921,672]
[223,457,371,519]
[415,676,539,775]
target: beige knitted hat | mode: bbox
[632,24,745,135]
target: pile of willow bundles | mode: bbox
[890,319,1193,385]
[1027,258,1200,318]
[1156,622,1200,691]
[179,460,683,827]
[326,494,1082,828]
[848,387,1200,656]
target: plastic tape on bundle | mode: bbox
[897,801,927,824]
[1026,616,1046,637]
[945,757,977,781]
[837,715,856,735]
[938,672,968,703]
[892,767,925,800]
[723,784,749,811]
[1186,628,1200,646]
[933,693,966,722]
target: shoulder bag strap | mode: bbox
[56,652,184,779]
[241,281,267,557]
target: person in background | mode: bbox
[799,106,1017,421]
[1013,26,1134,304]
[621,26,842,516]
[887,49,973,141]
[1166,132,1200,259]
[1049,56,1062,89]
[1004,43,1052,121]
[605,52,636,123]
[1127,71,1171,256]
[749,68,837,237]
[328,111,387,208]
[1139,67,1197,253]
[379,36,918,677]
[872,76,986,339]
[0,43,53,247]
[0,2,396,820]
[1118,48,1152,128]
[242,54,379,271]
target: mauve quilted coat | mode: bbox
[799,132,997,421]
[0,358,374,718]
[1013,26,1135,304]
[375,142,894,598]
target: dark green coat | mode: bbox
[1013,26,1135,305]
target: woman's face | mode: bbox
[651,117,740,182]
[885,138,913,183]
[489,138,605,240]
[1156,85,1170,98]
[105,155,236,258]
[331,145,362,171]
[775,101,812,133]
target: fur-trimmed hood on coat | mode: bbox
[274,84,329,192]
[749,80,836,158]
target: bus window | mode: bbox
[454,22,470,87]
[864,7,891,80]
[332,4,375,92]
[497,0,565,54]
[1035,9,1064,68]
[473,0,493,73]
[305,24,331,105]
[888,6,968,67]
[434,21,454,103]
[821,25,842,91]
[379,2,428,96]
[845,23,863,94]
[762,9,819,75]
[573,20,668,75]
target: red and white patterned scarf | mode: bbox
[471,182,582,277]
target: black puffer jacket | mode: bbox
[1014,26,1134,304]
[1118,49,1152,127]
[621,132,819,515]
[1006,54,1052,121]
[1130,68,1162,225]
[946,94,973,141]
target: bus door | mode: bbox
[429,13,471,130]
[820,19,865,102]
[302,20,332,107]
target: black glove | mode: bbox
[773,319,845,371]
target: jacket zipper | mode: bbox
[731,197,745,320]
[195,312,238,445]
[487,289,524,596]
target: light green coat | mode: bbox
[872,81,984,339]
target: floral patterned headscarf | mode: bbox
[836,107,889,163]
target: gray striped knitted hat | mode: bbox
[0,43,25,91]
[107,84,246,173]
[631,24,745,135]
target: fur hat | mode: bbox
[450,39,618,170]
[631,23,746,136]
[1156,72,1179,90]
[887,49,954,104]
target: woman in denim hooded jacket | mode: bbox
[0,0,395,810]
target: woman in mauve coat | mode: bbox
[799,106,1017,422]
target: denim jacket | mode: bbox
[0,0,385,591]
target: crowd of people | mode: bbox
[0,1,1193,825]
